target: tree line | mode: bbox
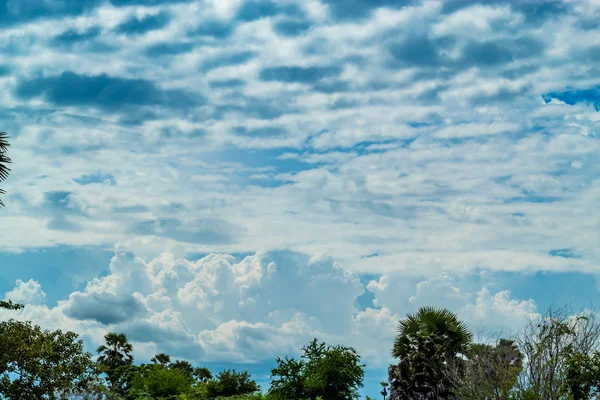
[4,299,600,400]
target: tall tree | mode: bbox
[514,306,600,400]
[388,306,472,400]
[193,366,213,383]
[0,309,95,398]
[380,381,389,400]
[151,352,171,366]
[269,338,365,400]
[206,369,260,399]
[449,338,523,400]
[269,356,307,400]
[96,332,134,392]
[0,132,11,207]
[170,360,195,379]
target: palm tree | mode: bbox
[193,366,213,383]
[96,332,134,370]
[389,307,472,400]
[151,352,171,366]
[0,132,11,207]
[380,381,389,400]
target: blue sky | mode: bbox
[1,0,600,397]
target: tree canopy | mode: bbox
[0,309,95,399]
[269,338,365,400]
[389,306,472,400]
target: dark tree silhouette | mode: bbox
[0,132,11,207]
[389,307,472,400]
[151,353,171,366]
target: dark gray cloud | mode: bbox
[469,85,532,106]
[209,79,247,89]
[388,35,444,67]
[51,27,102,47]
[74,172,117,186]
[47,217,82,232]
[312,80,351,94]
[459,41,514,67]
[273,20,311,36]
[259,66,341,83]
[121,319,193,344]
[188,20,234,39]
[110,0,191,5]
[215,94,297,120]
[114,12,170,35]
[144,42,194,57]
[200,51,256,72]
[129,218,242,244]
[0,0,101,27]
[321,0,412,20]
[16,72,203,112]
[236,0,303,22]
[45,191,76,213]
[65,291,147,324]
[548,248,581,259]
[232,126,287,137]
[113,205,151,213]
[455,38,545,69]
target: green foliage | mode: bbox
[389,306,472,400]
[129,363,194,399]
[0,318,95,399]
[213,393,270,400]
[513,310,600,400]
[206,369,260,399]
[97,332,134,369]
[450,339,523,400]
[379,381,388,400]
[269,356,306,399]
[0,132,10,207]
[152,353,172,366]
[560,349,600,400]
[194,367,213,383]
[269,338,365,400]
[171,360,195,379]
[97,332,134,392]
[304,339,365,400]
[0,299,23,310]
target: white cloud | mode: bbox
[460,287,540,335]
[4,279,47,306]
[0,248,546,368]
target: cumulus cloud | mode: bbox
[2,247,546,368]
[4,279,47,306]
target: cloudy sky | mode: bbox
[1,0,600,396]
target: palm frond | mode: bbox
[0,132,11,207]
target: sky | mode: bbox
[1,0,600,397]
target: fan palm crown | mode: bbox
[96,332,134,369]
[0,132,11,207]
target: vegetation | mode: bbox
[388,306,472,399]
[269,338,364,400]
[4,289,600,399]
[1,301,95,399]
